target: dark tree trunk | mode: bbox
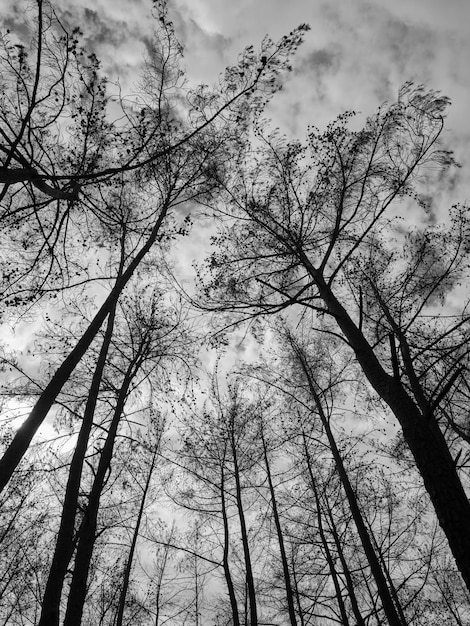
[220,467,241,626]
[38,304,118,626]
[115,448,158,626]
[260,426,297,626]
[306,458,350,626]
[366,519,409,626]
[303,263,470,594]
[290,556,306,626]
[294,344,405,626]
[0,202,169,494]
[63,351,142,626]
[153,525,175,626]
[322,497,366,626]
[229,426,258,626]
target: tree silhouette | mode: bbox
[200,84,470,590]
[0,0,309,493]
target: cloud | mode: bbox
[292,45,342,104]
[169,4,232,84]
[50,0,155,88]
[2,0,468,212]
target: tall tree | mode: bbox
[37,290,120,626]
[115,441,161,626]
[59,283,193,626]
[200,84,470,589]
[286,330,405,625]
[0,0,309,494]
[174,373,265,626]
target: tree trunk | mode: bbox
[220,467,241,626]
[294,344,405,626]
[306,461,350,626]
[230,426,258,626]
[154,524,175,626]
[38,304,118,626]
[115,448,158,626]
[290,554,306,626]
[63,354,140,626]
[365,518,409,626]
[322,496,366,626]
[0,201,169,494]
[260,426,297,626]
[307,267,470,594]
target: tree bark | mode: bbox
[294,344,405,626]
[229,423,258,626]
[306,459,350,626]
[322,496,366,626]
[220,466,241,626]
[260,426,297,626]
[115,448,158,626]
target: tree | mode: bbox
[285,330,405,625]
[173,373,264,626]
[200,84,470,590]
[114,439,161,626]
[0,456,53,625]
[57,282,194,626]
[0,0,309,493]
[37,299,119,626]
[258,416,298,626]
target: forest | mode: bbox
[1,1,470,624]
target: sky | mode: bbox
[55,0,470,217]
[2,0,468,190]
[170,0,470,141]
[65,1,470,147]
[0,0,468,306]
[0,4,469,609]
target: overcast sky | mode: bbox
[171,0,470,138]
[3,0,468,189]
[38,0,470,200]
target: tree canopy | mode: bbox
[1,1,470,625]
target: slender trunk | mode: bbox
[154,524,175,626]
[230,427,258,626]
[0,201,170,494]
[290,554,306,626]
[194,525,200,626]
[295,344,405,626]
[260,427,297,626]
[303,438,350,626]
[38,303,117,626]
[63,352,141,626]
[323,497,366,626]
[220,467,241,626]
[243,579,249,626]
[303,265,470,593]
[115,448,158,626]
[367,523,409,626]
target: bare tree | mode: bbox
[200,84,470,590]
[0,0,309,494]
